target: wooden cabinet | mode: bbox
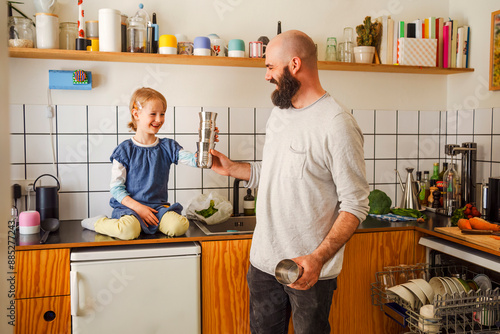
[201,239,252,334]
[15,249,71,334]
[201,230,423,334]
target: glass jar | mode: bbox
[127,16,146,53]
[325,37,337,61]
[8,16,35,48]
[59,22,78,50]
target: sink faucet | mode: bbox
[233,178,242,216]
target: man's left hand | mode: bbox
[288,254,323,290]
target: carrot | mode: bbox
[469,217,500,231]
[457,219,472,230]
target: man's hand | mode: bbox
[210,149,234,176]
[288,254,323,290]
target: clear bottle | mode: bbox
[8,16,35,48]
[438,162,448,203]
[443,157,460,215]
[430,162,440,187]
[127,16,147,52]
[59,22,78,50]
[419,171,430,206]
[243,189,255,216]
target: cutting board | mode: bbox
[434,227,500,251]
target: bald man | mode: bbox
[210,30,369,334]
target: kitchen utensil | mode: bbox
[401,282,426,306]
[275,259,303,285]
[40,218,60,244]
[395,168,422,210]
[34,174,60,222]
[178,41,193,55]
[127,15,147,52]
[19,210,40,235]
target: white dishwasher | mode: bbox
[70,242,201,334]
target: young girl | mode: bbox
[82,87,201,240]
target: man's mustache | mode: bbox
[270,78,278,85]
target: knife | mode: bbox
[461,229,500,235]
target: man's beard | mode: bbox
[270,66,301,109]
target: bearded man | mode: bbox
[210,30,370,334]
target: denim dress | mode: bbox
[109,138,184,234]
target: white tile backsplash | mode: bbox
[88,135,117,163]
[57,105,87,133]
[10,104,24,134]
[457,109,474,135]
[26,165,58,184]
[88,106,117,134]
[398,110,419,134]
[230,107,254,133]
[11,103,500,220]
[58,135,87,163]
[375,110,396,134]
[26,135,56,163]
[25,105,56,134]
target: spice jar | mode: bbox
[59,22,78,50]
[8,16,35,48]
[127,16,146,53]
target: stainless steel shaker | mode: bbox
[196,111,217,168]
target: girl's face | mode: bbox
[133,99,165,135]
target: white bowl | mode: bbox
[402,282,427,306]
[429,277,448,298]
[474,274,492,291]
[410,279,434,303]
[442,277,460,295]
[388,285,415,309]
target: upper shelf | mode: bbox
[9,48,474,75]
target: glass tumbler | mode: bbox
[325,37,337,61]
[342,27,354,63]
[59,22,78,50]
[396,264,409,285]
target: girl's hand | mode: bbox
[134,204,159,226]
[214,127,220,142]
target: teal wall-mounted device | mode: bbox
[49,70,92,90]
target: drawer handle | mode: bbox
[43,310,56,322]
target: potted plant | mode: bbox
[354,16,381,63]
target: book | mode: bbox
[407,23,416,38]
[387,18,394,64]
[413,19,423,38]
[379,16,389,64]
[399,21,405,38]
[456,27,465,68]
[428,17,436,39]
[436,18,444,67]
[424,18,429,38]
[450,19,458,67]
[443,23,451,68]
[393,20,399,64]
[463,25,470,68]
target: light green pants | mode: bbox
[94,211,189,240]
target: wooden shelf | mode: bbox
[9,47,474,75]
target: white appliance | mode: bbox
[70,242,201,334]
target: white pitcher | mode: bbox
[33,0,57,14]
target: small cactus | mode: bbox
[356,16,381,47]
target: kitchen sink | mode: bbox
[192,215,256,235]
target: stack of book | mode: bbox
[377,16,470,68]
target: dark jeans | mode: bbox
[247,264,337,334]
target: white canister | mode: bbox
[98,8,121,52]
[36,13,59,49]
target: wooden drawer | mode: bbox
[16,249,70,299]
[15,295,71,334]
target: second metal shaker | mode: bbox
[196,111,217,168]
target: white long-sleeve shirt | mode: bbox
[246,93,370,279]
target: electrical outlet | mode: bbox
[11,180,35,197]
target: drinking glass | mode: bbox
[378,267,396,291]
[325,37,337,61]
[416,263,429,281]
[397,264,409,285]
[337,42,345,62]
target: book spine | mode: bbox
[456,27,464,68]
[443,25,449,68]
[429,17,436,39]
[437,18,444,67]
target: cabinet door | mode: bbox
[329,230,416,334]
[16,249,70,299]
[201,239,252,334]
[15,295,71,334]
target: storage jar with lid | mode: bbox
[127,16,146,52]
[59,22,78,50]
[8,16,35,48]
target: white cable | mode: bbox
[47,87,59,179]
[27,187,31,211]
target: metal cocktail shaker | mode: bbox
[196,111,217,168]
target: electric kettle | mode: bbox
[33,174,60,222]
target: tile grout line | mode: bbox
[86,105,90,218]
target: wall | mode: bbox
[1,3,14,334]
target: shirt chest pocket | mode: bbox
[282,144,306,179]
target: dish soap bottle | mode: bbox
[244,189,255,216]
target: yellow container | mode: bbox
[159,34,177,48]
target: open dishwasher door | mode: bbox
[70,242,201,334]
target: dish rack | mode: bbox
[371,265,500,333]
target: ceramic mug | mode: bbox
[211,38,226,57]
[178,41,193,55]
[474,306,499,326]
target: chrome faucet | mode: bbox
[445,142,477,206]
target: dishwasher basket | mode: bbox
[371,265,500,334]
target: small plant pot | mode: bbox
[353,46,375,63]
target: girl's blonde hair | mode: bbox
[128,87,167,131]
